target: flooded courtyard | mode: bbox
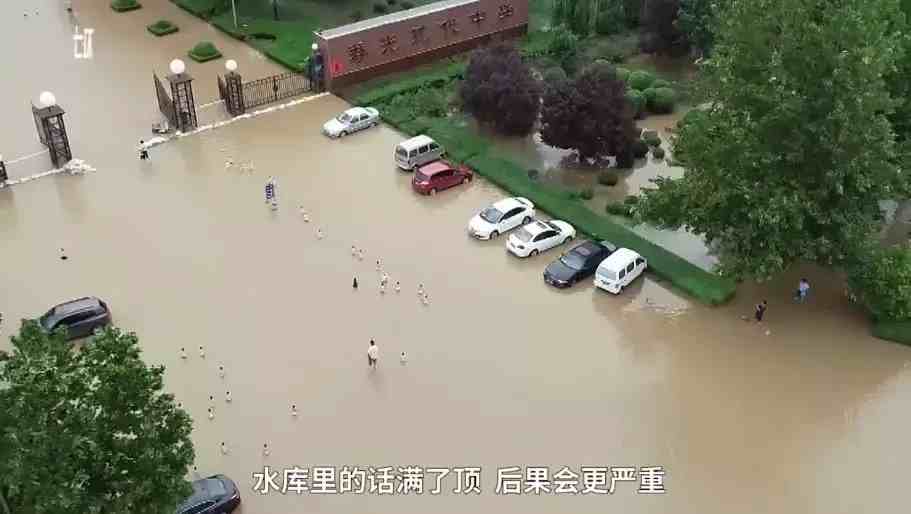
[2,2,911,514]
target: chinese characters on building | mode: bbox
[498,3,515,19]
[347,42,367,63]
[252,465,666,495]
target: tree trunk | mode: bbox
[0,488,12,514]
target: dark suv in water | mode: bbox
[177,475,241,514]
[39,296,111,340]
[544,240,617,288]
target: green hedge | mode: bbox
[148,20,179,36]
[463,152,735,304]
[872,320,911,346]
[111,0,142,12]
[171,0,219,18]
[355,62,466,106]
[188,41,222,62]
[628,70,656,91]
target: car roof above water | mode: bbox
[417,160,452,176]
[597,248,643,272]
[53,296,102,315]
[344,107,369,117]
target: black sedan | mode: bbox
[176,475,240,514]
[38,296,111,341]
[543,240,617,288]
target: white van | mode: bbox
[394,135,444,171]
[594,248,648,294]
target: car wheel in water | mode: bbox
[523,216,531,224]
[564,237,572,245]
[530,249,539,257]
[339,131,347,137]
[490,231,499,239]
[429,188,437,196]
[462,176,468,185]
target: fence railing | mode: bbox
[241,72,310,110]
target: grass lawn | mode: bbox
[872,320,911,347]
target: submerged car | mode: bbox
[506,219,576,258]
[39,296,111,341]
[467,197,535,240]
[544,240,617,288]
[321,107,379,138]
[412,160,473,195]
[176,475,240,514]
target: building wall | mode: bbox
[315,0,529,91]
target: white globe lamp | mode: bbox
[225,59,238,72]
[38,91,57,108]
[169,59,186,75]
[311,43,318,51]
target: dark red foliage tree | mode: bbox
[459,44,542,136]
[540,63,638,163]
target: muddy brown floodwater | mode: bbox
[2,1,911,514]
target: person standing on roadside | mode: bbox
[755,300,768,323]
[795,278,810,303]
[367,339,378,368]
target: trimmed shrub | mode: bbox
[632,139,650,158]
[528,169,540,181]
[606,202,633,217]
[147,19,178,36]
[873,320,911,346]
[548,26,579,73]
[350,10,364,21]
[652,78,672,89]
[623,195,640,205]
[387,0,398,5]
[401,1,415,8]
[580,188,595,200]
[111,0,141,12]
[652,146,666,159]
[188,41,222,62]
[373,2,388,14]
[649,87,676,114]
[626,89,645,118]
[643,131,661,147]
[598,171,619,186]
[542,67,568,84]
[628,70,656,91]
[615,67,631,82]
[643,87,659,109]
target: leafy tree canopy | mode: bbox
[459,44,542,136]
[636,0,911,280]
[540,62,638,161]
[0,322,194,514]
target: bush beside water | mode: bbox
[148,19,179,36]
[188,41,222,62]
[111,0,142,12]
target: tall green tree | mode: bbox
[0,322,194,514]
[677,0,730,55]
[636,0,911,280]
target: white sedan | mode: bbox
[507,219,576,258]
[467,197,535,240]
[321,107,379,138]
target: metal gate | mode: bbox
[241,72,310,110]
[32,104,72,168]
[154,73,177,128]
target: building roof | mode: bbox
[317,0,479,40]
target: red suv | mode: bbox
[412,160,473,195]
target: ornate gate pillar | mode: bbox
[167,59,198,133]
[224,60,245,116]
[32,91,72,168]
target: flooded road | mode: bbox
[2,2,911,514]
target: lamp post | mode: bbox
[272,0,279,21]
[231,0,237,29]
[0,153,7,185]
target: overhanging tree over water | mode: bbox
[636,0,911,280]
[0,322,194,514]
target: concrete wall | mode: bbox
[315,0,529,91]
